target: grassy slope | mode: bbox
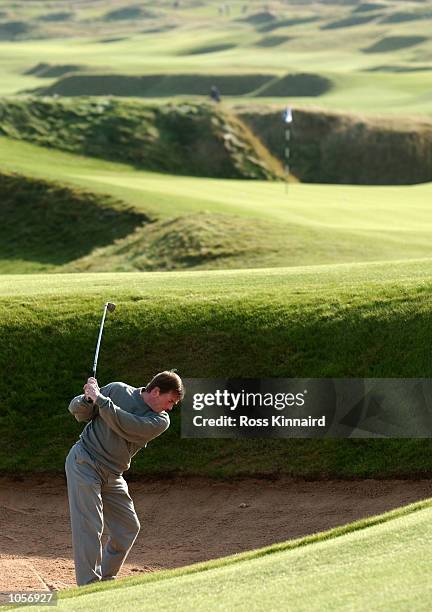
[0,98,281,180]
[3,97,432,190]
[2,260,432,477]
[20,499,432,611]
[0,171,147,272]
[238,106,432,185]
[1,137,432,273]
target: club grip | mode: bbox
[85,371,97,403]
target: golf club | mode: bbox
[86,302,116,402]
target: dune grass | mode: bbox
[14,498,432,611]
[0,99,281,181]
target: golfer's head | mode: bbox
[143,370,185,413]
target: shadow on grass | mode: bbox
[0,172,148,267]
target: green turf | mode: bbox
[3,96,431,191]
[0,0,431,117]
[2,260,432,478]
[0,171,147,271]
[15,498,432,611]
[1,136,432,273]
[0,98,281,181]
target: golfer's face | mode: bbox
[154,391,179,413]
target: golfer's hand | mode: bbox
[84,377,100,402]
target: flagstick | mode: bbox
[285,128,290,193]
[282,106,293,194]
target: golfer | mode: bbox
[65,370,184,586]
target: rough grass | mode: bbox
[60,208,432,274]
[28,72,333,98]
[4,94,432,188]
[255,36,292,47]
[258,16,319,32]
[364,36,429,53]
[0,171,147,271]
[0,98,281,180]
[28,74,275,97]
[61,212,321,273]
[253,73,332,97]
[103,5,154,21]
[0,19,34,40]
[37,11,74,23]
[23,63,85,78]
[180,43,237,55]
[239,11,277,25]
[321,13,380,29]
[353,3,387,13]
[238,106,432,185]
[380,11,432,24]
[3,261,432,477]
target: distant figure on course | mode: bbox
[210,85,221,103]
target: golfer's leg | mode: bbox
[65,446,104,586]
[101,474,140,579]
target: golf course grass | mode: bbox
[2,96,431,187]
[1,136,432,273]
[8,497,432,611]
[2,259,432,478]
[0,98,281,180]
[1,2,432,608]
[0,0,431,116]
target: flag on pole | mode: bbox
[282,106,293,123]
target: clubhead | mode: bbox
[106,302,116,313]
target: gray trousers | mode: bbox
[65,441,140,587]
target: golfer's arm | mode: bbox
[68,394,99,423]
[94,394,169,444]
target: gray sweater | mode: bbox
[68,381,170,474]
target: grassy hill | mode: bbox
[0,98,282,180]
[16,499,432,611]
[0,170,147,272]
[2,261,432,477]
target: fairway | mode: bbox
[1,138,430,226]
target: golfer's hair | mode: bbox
[144,370,185,399]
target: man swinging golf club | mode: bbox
[65,303,185,586]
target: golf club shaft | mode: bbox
[85,304,108,403]
[93,303,109,378]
